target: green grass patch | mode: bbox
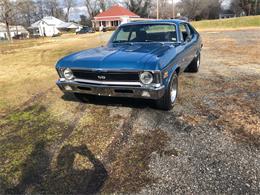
[0,105,68,188]
[191,15,260,29]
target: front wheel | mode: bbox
[155,72,178,110]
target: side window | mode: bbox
[179,23,191,42]
[116,30,130,41]
[114,29,136,42]
[129,31,136,41]
[186,24,195,38]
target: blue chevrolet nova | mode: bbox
[56,20,202,110]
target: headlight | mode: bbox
[63,68,74,80]
[140,72,153,85]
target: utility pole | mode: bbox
[255,0,258,15]
[172,0,175,19]
[156,0,159,19]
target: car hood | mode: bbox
[57,43,175,71]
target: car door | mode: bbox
[186,23,200,61]
[179,23,194,71]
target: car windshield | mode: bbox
[112,24,177,43]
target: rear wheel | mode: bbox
[185,54,200,73]
[155,72,178,111]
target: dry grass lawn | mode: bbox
[0,33,111,115]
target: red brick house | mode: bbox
[93,5,140,30]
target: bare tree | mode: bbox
[230,0,259,15]
[230,0,243,15]
[63,0,75,22]
[99,0,119,11]
[0,0,14,40]
[79,14,88,26]
[16,0,37,27]
[35,0,45,19]
[202,0,223,19]
[99,0,106,11]
[44,0,65,19]
[177,0,223,20]
[85,0,99,19]
[178,0,205,19]
[240,0,252,15]
[125,0,152,18]
[159,0,174,19]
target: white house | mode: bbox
[29,16,81,37]
[0,23,29,40]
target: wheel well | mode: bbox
[175,67,180,75]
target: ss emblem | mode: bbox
[97,75,106,80]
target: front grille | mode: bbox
[72,70,140,82]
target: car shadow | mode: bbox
[6,141,107,194]
[61,93,155,109]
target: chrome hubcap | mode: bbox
[170,78,177,103]
[171,88,177,103]
[197,57,200,68]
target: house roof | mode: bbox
[31,16,68,28]
[94,17,122,21]
[10,25,29,33]
[95,5,140,18]
[0,22,28,33]
[30,16,81,29]
[63,22,82,29]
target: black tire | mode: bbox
[155,72,178,111]
[74,93,93,102]
[185,54,200,73]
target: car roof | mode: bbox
[120,19,187,27]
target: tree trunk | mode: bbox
[5,20,12,41]
[65,7,70,22]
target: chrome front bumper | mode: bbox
[56,79,165,100]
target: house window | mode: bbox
[111,21,119,27]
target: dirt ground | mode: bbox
[0,29,260,194]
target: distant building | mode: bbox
[219,10,236,19]
[93,5,140,30]
[29,16,82,37]
[0,23,29,40]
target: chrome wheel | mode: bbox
[155,72,178,110]
[197,56,200,68]
[170,77,178,103]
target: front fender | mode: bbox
[162,64,180,88]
